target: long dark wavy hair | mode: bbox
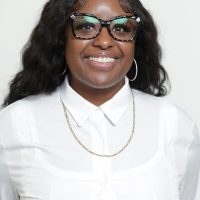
[2,0,170,108]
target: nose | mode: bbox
[92,27,115,49]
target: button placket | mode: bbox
[89,109,112,181]
[90,109,105,153]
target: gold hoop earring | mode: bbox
[128,59,138,82]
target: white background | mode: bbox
[0,0,199,199]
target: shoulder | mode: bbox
[132,89,200,158]
[0,88,60,141]
[0,87,60,117]
[132,89,195,131]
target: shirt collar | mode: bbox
[60,77,132,126]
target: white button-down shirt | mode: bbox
[0,77,200,200]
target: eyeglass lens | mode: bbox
[72,15,138,41]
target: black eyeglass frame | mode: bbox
[69,13,141,42]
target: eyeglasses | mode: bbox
[70,13,140,42]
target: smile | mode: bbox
[88,57,115,63]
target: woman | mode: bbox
[0,0,199,199]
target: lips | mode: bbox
[84,51,120,64]
[83,51,121,70]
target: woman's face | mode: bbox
[65,0,135,94]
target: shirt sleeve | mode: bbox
[0,106,19,200]
[179,124,200,200]
[0,141,19,200]
[165,104,200,200]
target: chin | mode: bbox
[86,78,125,90]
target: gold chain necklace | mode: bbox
[60,91,135,157]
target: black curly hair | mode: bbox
[2,0,170,107]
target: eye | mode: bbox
[76,22,95,31]
[112,24,131,33]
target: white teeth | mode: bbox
[89,57,115,63]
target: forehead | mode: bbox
[76,0,132,20]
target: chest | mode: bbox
[11,149,179,200]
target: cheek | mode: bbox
[65,37,80,61]
[121,42,135,66]
[65,34,90,66]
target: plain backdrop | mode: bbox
[0,0,199,199]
